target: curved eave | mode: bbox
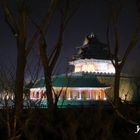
[53,87,110,90]
[32,74,109,89]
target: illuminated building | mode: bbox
[30,33,137,104]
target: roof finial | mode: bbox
[88,32,95,38]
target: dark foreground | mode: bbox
[0,104,140,140]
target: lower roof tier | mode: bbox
[32,74,109,88]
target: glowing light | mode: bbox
[71,59,115,74]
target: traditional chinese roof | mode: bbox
[32,74,108,88]
[72,33,110,60]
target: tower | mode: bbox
[69,33,115,74]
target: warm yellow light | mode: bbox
[72,59,115,74]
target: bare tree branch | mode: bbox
[1,0,18,37]
[26,0,59,56]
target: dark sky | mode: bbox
[0,0,139,77]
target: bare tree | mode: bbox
[38,0,80,111]
[0,63,15,103]
[106,0,140,106]
[0,63,15,138]
[1,0,67,138]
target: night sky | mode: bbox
[0,0,140,77]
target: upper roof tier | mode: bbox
[72,33,110,60]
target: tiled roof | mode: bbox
[33,74,108,88]
[72,33,110,60]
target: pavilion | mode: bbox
[30,33,136,103]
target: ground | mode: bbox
[0,103,140,140]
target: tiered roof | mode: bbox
[72,33,110,60]
[33,74,108,88]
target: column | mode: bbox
[67,89,71,100]
[79,90,81,100]
[89,90,92,100]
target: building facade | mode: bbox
[30,33,137,102]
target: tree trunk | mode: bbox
[44,73,54,110]
[114,67,121,106]
[15,49,26,112]
[39,40,54,111]
[14,48,26,137]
